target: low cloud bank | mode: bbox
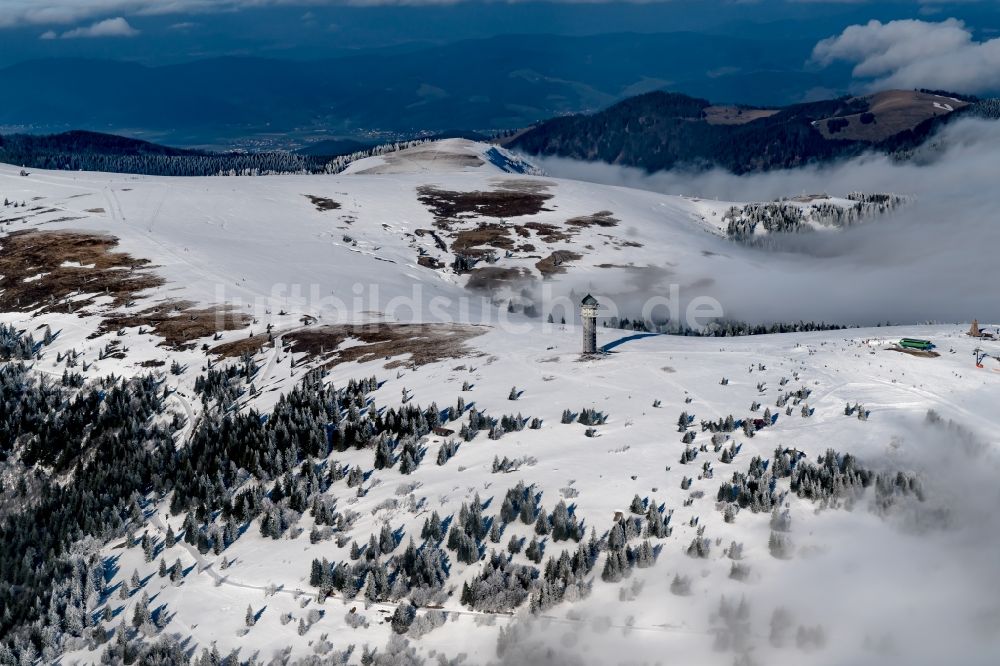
[533,117,1000,326]
[485,409,1000,666]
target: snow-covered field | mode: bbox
[1,141,999,665]
[0,139,894,331]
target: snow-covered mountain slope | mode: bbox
[22,320,1000,666]
[2,138,950,337]
[0,141,711,329]
[340,139,543,176]
[1,140,999,666]
[0,140,901,335]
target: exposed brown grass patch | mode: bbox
[817,90,968,142]
[99,301,253,349]
[520,222,572,243]
[0,230,163,313]
[283,323,485,369]
[0,229,255,348]
[536,250,583,277]
[566,211,619,228]
[305,195,341,211]
[417,184,552,220]
[417,255,443,269]
[85,208,106,214]
[452,223,515,257]
[212,332,273,358]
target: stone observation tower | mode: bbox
[581,294,598,354]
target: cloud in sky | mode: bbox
[44,16,140,39]
[4,1,244,28]
[1,0,455,30]
[812,18,1000,94]
[0,0,799,30]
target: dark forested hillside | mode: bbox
[0,130,498,177]
[508,90,982,173]
[0,130,329,176]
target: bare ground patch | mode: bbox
[536,251,583,277]
[282,323,485,369]
[305,195,341,211]
[451,223,516,257]
[212,332,274,359]
[0,230,253,348]
[98,301,253,349]
[0,230,163,313]
[417,184,553,220]
[566,211,619,229]
[520,222,572,243]
[417,255,444,269]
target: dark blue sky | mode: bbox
[0,1,995,67]
[3,0,998,146]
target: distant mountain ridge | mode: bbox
[5,89,996,178]
[0,130,329,176]
[507,89,993,173]
[0,32,841,146]
[0,129,496,177]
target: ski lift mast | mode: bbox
[973,347,997,368]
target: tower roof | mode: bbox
[581,294,598,306]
